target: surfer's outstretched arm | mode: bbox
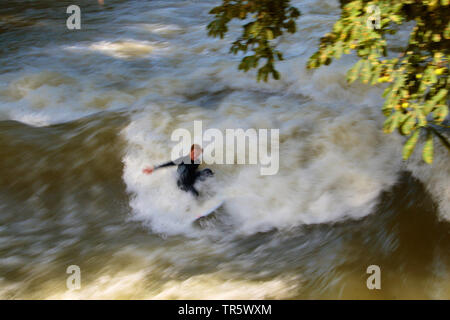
[143,155,190,174]
[143,160,176,174]
[154,161,176,170]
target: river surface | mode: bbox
[0,0,449,299]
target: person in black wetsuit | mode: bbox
[142,144,214,197]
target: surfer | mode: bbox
[142,144,214,197]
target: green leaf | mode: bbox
[370,64,382,85]
[402,130,420,160]
[433,105,449,123]
[383,112,400,133]
[392,74,405,92]
[334,42,343,59]
[400,112,416,135]
[423,101,435,114]
[347,59,363,83]
[361,60,371,83]
[422,130,434,164]
[431,89,448,104]
[417,108,427,127]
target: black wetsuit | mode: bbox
[154,155,213,197]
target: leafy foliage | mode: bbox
[207,0,450,164]
[307,0,450,164]
[207,0,300,81]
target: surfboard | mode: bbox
[193,199,225,222]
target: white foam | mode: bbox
[86,40,169,59]
[121,93,406,236]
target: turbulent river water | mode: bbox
[0,0,449,299]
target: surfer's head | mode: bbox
[190,144,203,161]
